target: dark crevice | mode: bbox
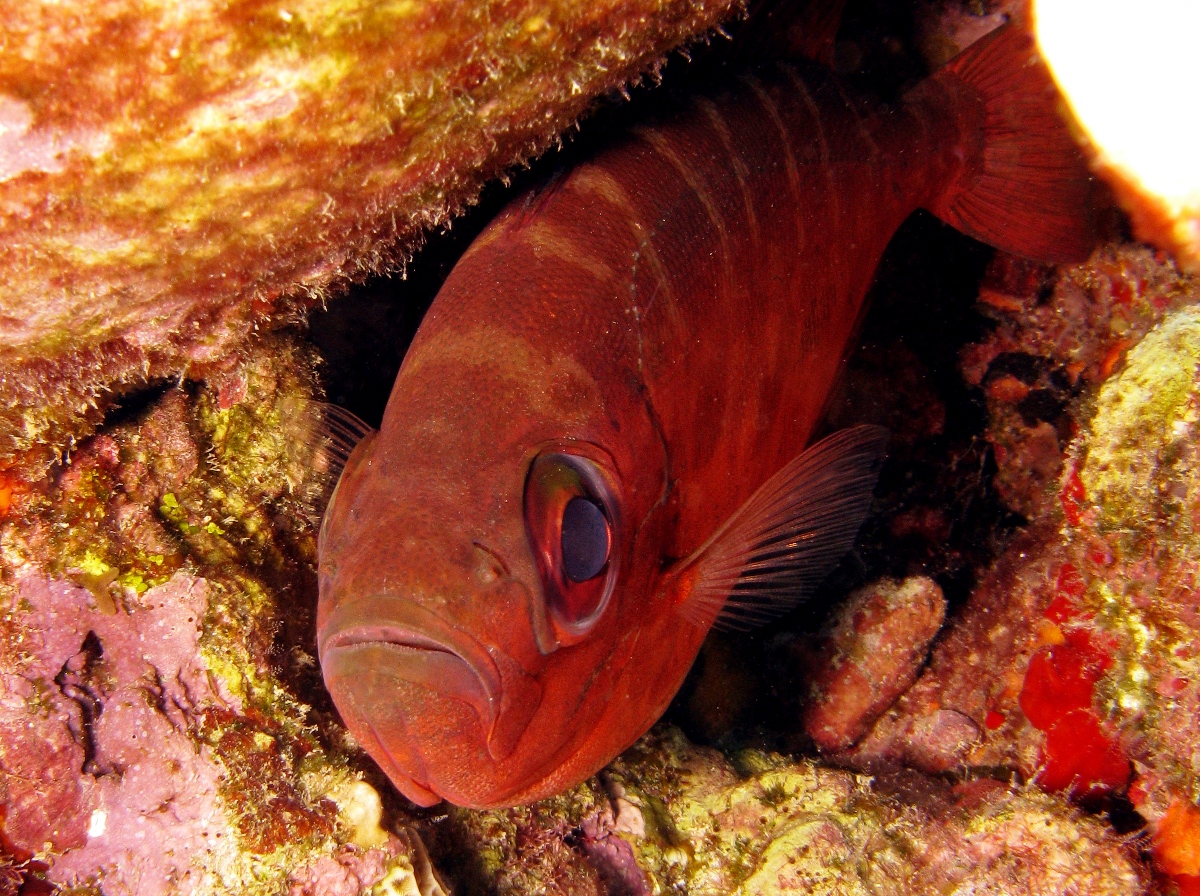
[54,630,111,778]
[100,380,178,429]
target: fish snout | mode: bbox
[319,600,542,804]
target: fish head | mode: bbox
[316,275,706,808]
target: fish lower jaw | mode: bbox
[371,749,442,807]
[320,628,508,801]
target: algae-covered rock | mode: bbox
[1081,307,1200,536]
[445,726,1146,895]
[840,245,1200,893]
[0,0,739,471]
[0,335,444,895]
[795,576,946,753]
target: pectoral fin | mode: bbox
[279,398,377,525]
[678,425,888,631]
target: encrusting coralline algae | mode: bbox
[836,243,1200,893]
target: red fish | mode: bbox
[316,21,1093,808]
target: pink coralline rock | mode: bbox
[0,338,435,894]
[0,0,739,471]
[0,571,233,892]
[289,849,393,896]
[289,833,446,896]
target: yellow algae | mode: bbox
[736,817,866,896]
[324,779,391,848]
[1080,307,1200,535]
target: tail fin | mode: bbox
[921,22,1096,263]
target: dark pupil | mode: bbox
[560,496,609,583]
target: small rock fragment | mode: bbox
[903,709,982,774]
[799,576,946,752]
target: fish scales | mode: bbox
[602,63,964,557]
[317,22,1095,808]
[441,61,964,561]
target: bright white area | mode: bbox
[1034,0,1200,217]
[87,809,108,838]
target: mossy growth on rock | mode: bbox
[442,725,1145,896]
[0,331,429,895]
[1081,306,1200,541]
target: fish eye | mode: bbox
[561,496,610,582]
[524,451,619,640]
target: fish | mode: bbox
[315,17,1094,808]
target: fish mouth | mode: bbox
[322,624,487,670]
[321,614,500,731]
[319,598,541,791]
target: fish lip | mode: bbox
[322,624,469,658]
[318,598,508,736]
[319,596,543,782]
[321,615,503,724]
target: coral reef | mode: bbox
[0,336,441,895]
[835,243,1200,892]
[443,726,1147,895]
[0,0,739,471]
[2,1,1199,893]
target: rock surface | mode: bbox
[795,576,946,752]
[443,726,1147,895]
[0,336,441,894]
[0,0,739,470]
[839,244,1200,893]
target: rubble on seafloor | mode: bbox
[441,725,1146,895]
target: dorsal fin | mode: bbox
[735,0,846,68]
[787,0,846,67]
[677,425,887,631]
